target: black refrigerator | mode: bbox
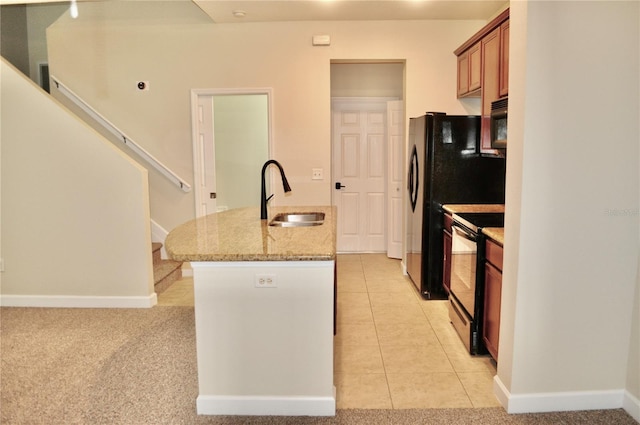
[406,113,505,299]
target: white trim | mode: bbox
[51,75,191,193]
[190,88,274,219]
[494,375,631,415]
[196,393,336,416]
[0,294,157,309]
[623,390,640,422]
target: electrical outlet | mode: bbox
[255,274,277,288]
[312,168,323,180]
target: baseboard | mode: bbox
[623,389,640,422]
[494,375,630,415]
[0,293,158,308]
[196,394,336,416]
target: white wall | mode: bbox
[498,0,639,415]
[213,94,269,211]
[46,2,485,232]
[0,58,156,308]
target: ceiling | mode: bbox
[192,1,508,23]
[0,0,508,24]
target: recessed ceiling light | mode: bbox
[232,10,246,18]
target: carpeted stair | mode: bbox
[152,242,182,294]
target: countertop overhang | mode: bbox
[165,206,337,262]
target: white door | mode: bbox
[332,99,389,252]
[387,100,404,259]
[194,95,217,217]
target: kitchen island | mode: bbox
[165,206,337,417]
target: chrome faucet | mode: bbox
[261,160,292,220]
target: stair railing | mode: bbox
[51,76,192,193]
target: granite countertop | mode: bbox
[483,227,504,245]
[442,204,505,214]
[165,206,337,262]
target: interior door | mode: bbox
[332,99,388,252]
[191,90,270,218]
[386,100,404,259]
[194,96,217,217]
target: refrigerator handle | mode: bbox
[409,146,419,212]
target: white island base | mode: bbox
[191,260,336,417]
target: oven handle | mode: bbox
[452,224,477,242]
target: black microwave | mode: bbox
[490,97,508,149]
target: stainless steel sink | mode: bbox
[269,212,325,227]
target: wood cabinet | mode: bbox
[457,42,481,97]
[483,238,503,361]
[454,8,509,154]
[442,213,453,294]
[499,20,510,98]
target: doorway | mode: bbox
[191,89,271,218]
[330,62,405,257]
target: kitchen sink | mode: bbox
[269,212,325,227]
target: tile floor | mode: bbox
[157,253,500,410]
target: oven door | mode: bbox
[449,223,478,316]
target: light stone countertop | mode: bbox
[482,227,504,245]
[442,204,505,214]
[165,206,336,262]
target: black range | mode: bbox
[448,211,504,354]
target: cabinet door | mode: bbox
[483,262,502,360]
[468,43,482,92]
[499,20,510,98]
[457,51,470,97]
[480,27,501,153]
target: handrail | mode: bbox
[51,76,192,193]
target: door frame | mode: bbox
[190,88,274,218]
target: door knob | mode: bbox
[335,182,346,190]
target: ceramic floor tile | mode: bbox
[375,321,440,347]
[337,292,374,324]
[337,254,362,263]
[386,372,473,409]
[334,322,379,346]
[441,343,497,373]
[380,344,454,374]
[334,344,385,374]
[365,277,415,294]
[420,299,451,322]
[334,373,392,409]
[368,290,418,307]
[457,371,501,407]
[337,273,368,293]
[371,303,428,326]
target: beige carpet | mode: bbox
[1,306,636,425]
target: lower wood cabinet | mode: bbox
[483,238,503,361]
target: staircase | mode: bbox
[152,242,182,294]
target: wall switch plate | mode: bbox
[255,274,277,288]
[312,168,323,180]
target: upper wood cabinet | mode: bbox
[454,8,509,152]
[457,42,481,97]
[499,20,510,98]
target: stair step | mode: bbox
[154,259,182,294]
[152,242,162,266]
[152,242,182,294]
